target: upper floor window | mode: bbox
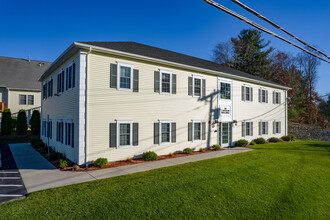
[241,85,253,102]
[66,62,75,90]
[188,76,205,98]
[194,77,202,97]
[19,94,26,105]
[220,82,231,99]
[273,91,281,104]
[57,70,65,94]
[47,79,53,97]
[42,83,47,99]
[28,95,34,105]
[160,70,172,94]
[259,88,268,103]
[117,63,133,91]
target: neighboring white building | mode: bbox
[39,42,289,165]
[0,56,51,130]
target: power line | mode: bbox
[229,0,330,60]
[202,0,330,64]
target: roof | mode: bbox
[78,41,286,88]
[0,56,51,91]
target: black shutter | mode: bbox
[66,68,69,90]
[133,69,139,92]
[154,71,160,92]
[279,121,281,134]
[154,123,159,144]
[279,93,281,104]
[202,79,206,98]
[72,62,76,88]
[110,64,117,88]
[61,71,64,93]
[242,121,245,137]
[61,123,64,143]
[188,77,193,96]
[251,88,253,101]
[202,122,206,140]
[266,90,268,103]
[133,123,138,146]
[266,122,268,135]
[251,122,254,136]
[51,79,53,97]
[188,122,192,141]
[65,122,68,145]
[172,74,176,94]
[241,86,245,101]
[258,89,261,102]
[57,74,60,94]
[109,123,117,147]
[72,123,74,148]
[171,122,176,143]
[259,122,262,135]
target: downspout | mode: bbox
[85,47,92,167]
[285,90,288,135]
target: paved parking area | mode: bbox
[0,142,26,204]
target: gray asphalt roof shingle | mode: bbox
[0,56,51,91]
[78,41,284,87]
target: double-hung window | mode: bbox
[117,63,133,91]
[160,70,172,94]
[243,121,253,137]
[65,120,74,147]
[67,63,74,90]
[193,77,202,97]
[57,70,65,94]
[259,88,268,103]
[57,120,64,143]
[160,121,171,144]
[274,91,281,104]
[42,119,46,136]
[28,95,34,105]
[47,120,52,139]
[242,85,253,101]
[19,94,27,105]
[220,82,231,99]
[47,79,53,97]
[117,120,133,148]
[43,83,47,99]
[193,121,202,141]
[259,121,268,135]
[274,121,281,134]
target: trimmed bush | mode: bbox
[16,109,27,135]
[254,137,267,144]
[94,158,108,168]
[11,118,17,131]
[235,139,249,147]
[35,140,45,149]
[182,148,193,154]
[288,134,295,141]
[268,137,281,143]
[199,148,205,152]
[281,136,291,141]
[211,145,221,151]
[1,109,12,135]
[142,151,158,161]
[59,159,69,169]
[249,141,256,145]
[49,151,63,160]
[30,110,40,135]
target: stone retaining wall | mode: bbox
[288,122,330,141]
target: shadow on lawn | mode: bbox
[250,142,330,153]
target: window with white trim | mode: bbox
[245,86,252,101]
[57,70,65,94]
[193,76,202,97]
[260,88,267,103]
[117,120,133,148]
[274,91,281,104]
[160,70,172,94]
[117,63,133,91]
[193,121,202,141]
[28,95,34,105]
[260,121,268,135]
[19,94,26,105]
[220,82,231,100]
[245,121,253,136]
[47,79,53,97]
[67,63,74,90]
[43,83,47,99]
[160,121,171,144]
[42,119,46,136]
[274,121,281,134]
[65,120,74,147]
[56,120,64,143]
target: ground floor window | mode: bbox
[259,121,268,135]
[65,120,74,147]
[244,121,253,136]
[116,121,132,148]
[274,121,281,134]
[42,120,46,136]
[160,121,171,144]
[193,121,202,141]
[47,120,52,139]
[56,120,64,143]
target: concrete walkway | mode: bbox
[9,143,253,193]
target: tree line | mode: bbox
[213,29,329,126]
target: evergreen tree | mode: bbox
[30,110,40,135]
[1,109,12,135]
[17,109,27,135]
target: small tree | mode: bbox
[1,109,12,135]
[17,110,27,135]
[30,110,40,135]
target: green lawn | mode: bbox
[1,140,329,219]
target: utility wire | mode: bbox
[202,0,330,64]
[230,0,330,60]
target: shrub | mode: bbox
[11,118,17,131]
[211,145,221,151]
[182,148,193,154]
[30,138,40,146]
[268,137,280,143]
[199,148,205,152]
[254,137,267,144]
[59,159,69,169]
[49,151,63,160]
[288,134,295,141]
[94,158,108,168]
[249,141,256,145]
[1,109,12,135]
[40,146,48,154]
[235,139,249,147]
[30,110,40,135]
[16,110,27,135]
[142,151,158,161]
[281,136,291,141]
[35,140,45,149]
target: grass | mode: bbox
[0,140,329,219]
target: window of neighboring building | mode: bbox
[117,63,133,91]
[65,120,74,147]
[274,91,281,104]
[160,70,172,94]
[56,120,64,143]
[245,121,253,136]
[193,77,202,97]
[160,121,171,144]
[220,82,231,99]
[193,121,202,141]
[19,94,27,105]
[28,95,34,105]
[117,120,132,148]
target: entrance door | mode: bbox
[220,122,232,147]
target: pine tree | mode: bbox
[17,109,27,135]
[30,110,40,135]
[1,109,12,135]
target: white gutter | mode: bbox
[74,42,291,90]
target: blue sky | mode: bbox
[0,0,329,96]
